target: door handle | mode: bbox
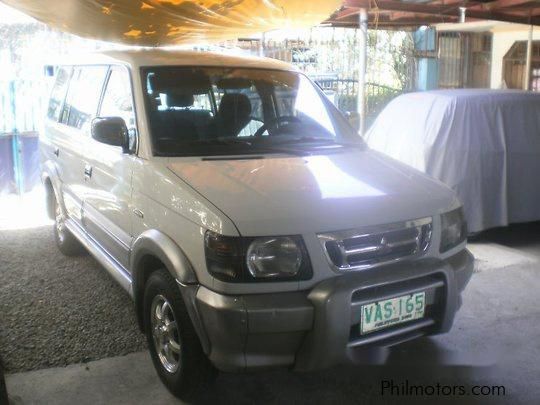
[53,147,59,157]
[84,165,93,179]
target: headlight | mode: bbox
[247,237,302,278]
[440,207,467,253]
[204,231,311,282]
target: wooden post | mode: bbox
[524,24,533,90]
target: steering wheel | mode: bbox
[253,116,301,137]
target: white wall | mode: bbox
[490,27,540,89]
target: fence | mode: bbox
[315,78,403,127]
[233,31,411,128]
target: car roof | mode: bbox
[55,48,296,71]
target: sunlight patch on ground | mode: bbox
[0,187,53,231]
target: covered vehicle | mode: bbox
[365,89,540,233]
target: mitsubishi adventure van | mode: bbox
[40,49,473,399]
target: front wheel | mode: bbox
[144,269,216,400]
[53,197,86,256]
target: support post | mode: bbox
[9,80,23,195]
[459,7,466,24]
[524,24,533,90]
[259,32,265,57]
[357,8,368,136]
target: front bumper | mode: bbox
[190,249,474,372]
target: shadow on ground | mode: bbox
[471,221,540,249]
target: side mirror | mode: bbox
[91,117,130,153]
[345,111,360,131]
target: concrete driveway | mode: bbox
[4,211,540,403]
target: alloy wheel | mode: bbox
[55,202,65,243]
[151,294,181,373]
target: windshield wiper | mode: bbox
[189,138,310,157]
[272,136,365,149]
[190,138,252,146]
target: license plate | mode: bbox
[360,292,425,335]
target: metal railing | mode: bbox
[314,78,403,128]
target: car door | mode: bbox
[82,65,137,270]
[53,65,108,226]
[42,65,72,195]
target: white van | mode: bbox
[40,49,473,400]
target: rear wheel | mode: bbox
[144,269,216,401]
[53,196,86,256]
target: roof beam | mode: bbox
[479,0,538,10]
[330,0,540,26]
[332,7,363,20]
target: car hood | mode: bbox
[167,150,456,236]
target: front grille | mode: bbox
[318,217,432,271]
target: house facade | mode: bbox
[418,21,540,92]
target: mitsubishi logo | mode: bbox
[380,236,391,253]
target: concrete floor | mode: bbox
[3,207,540,403]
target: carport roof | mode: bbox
[326,0,540,29]
[2,1,539,45]
[0,0,343,46]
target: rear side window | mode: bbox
[61,66,108,130]
[47,66,72,121]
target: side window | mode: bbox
[61,66,108,130]
[99,67,136,149]
[100,67,135,128]
[47,66,72,121]
[192,93,214,114]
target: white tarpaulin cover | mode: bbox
[0,0,341,46]
[365,89,540,233]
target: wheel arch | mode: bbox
[41,163,62,220]
[130,229,199,331]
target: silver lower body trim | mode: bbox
[65,219,133,297]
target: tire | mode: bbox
[0,357,8,405]
[144,269,216,401]
[53,196,86,256]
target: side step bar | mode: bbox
[65,220,134,297]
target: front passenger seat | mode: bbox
[214,93,252,138]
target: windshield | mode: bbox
[141,66,362,156]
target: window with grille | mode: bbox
[503,41,540,91]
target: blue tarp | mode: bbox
[0,135,16,195]
[0,133,40,195]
